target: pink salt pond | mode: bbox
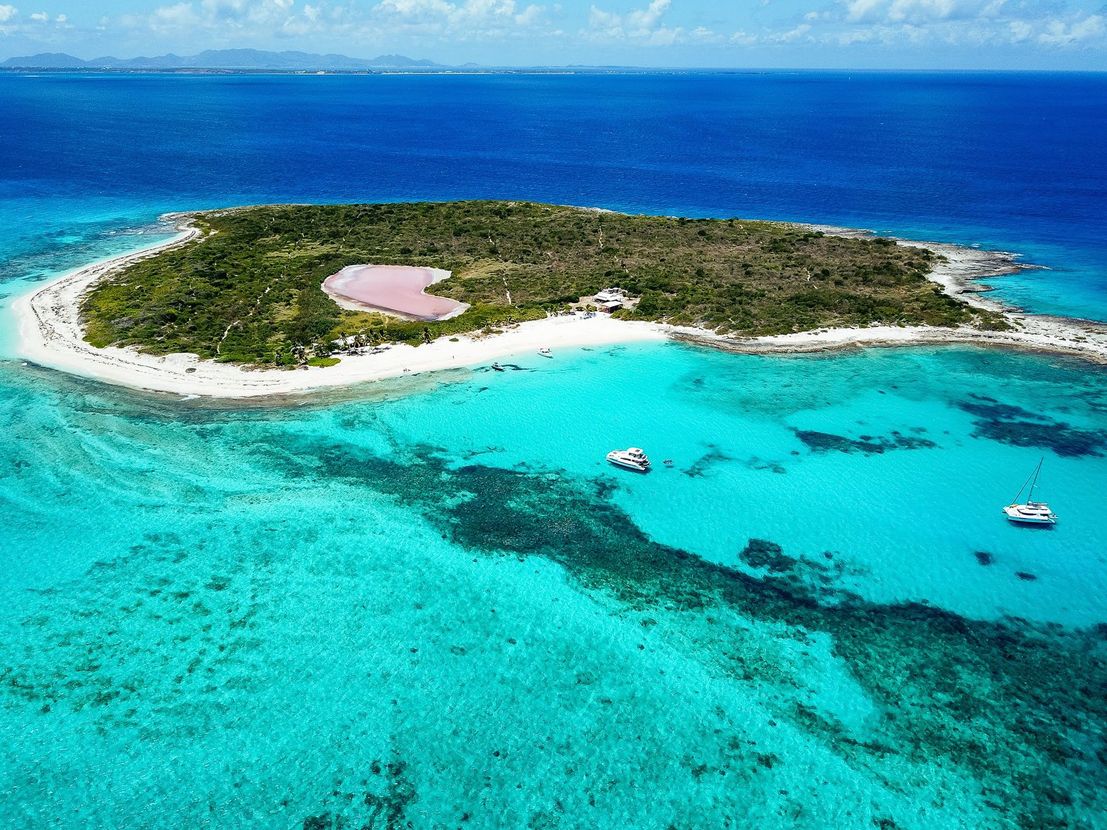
[321,264,469,321]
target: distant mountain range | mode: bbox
[0,49,443,71]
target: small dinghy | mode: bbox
[538,348,553,358]
[1003,458,1057,526]
[606,447,651,473]
[491,362,505,372]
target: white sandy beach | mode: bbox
[11,213,1107,399]
[12,220,666,397]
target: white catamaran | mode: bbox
[607,447,651,473]
[1003,458,1058,526]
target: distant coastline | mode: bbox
[12,208,1107,399]
[0,66,743,77]
[0,49,736,75]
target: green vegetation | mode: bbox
[83,201,1000,366]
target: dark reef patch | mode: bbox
[482,363,527,373]
[972,419,1106,458]
[739,538,791,572]
[960,394,1046,423]
[956,396,1107,457]
[682,445,735,478]
[6,433,1106,830]
[235,436,1107,830]
[974,551,995,566]
[1,537,268,734]
[301,759,417,830]
[738,538,856,597]
[1016,571,1039,582]
[460,445,505,461]
[748,456,787,474]
[793,428,937,455]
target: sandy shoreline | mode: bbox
[12,217,667,397]
[11,213,1107,399]
[712,223,1107,364]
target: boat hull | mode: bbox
[1003,505,1057,525]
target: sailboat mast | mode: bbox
[1028,457,1044,502]
[1012,464,1036,504]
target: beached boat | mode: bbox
[1003,458,1057,525]
[491,362,505,372]
[539,348,552,358]
[607,447,651,472]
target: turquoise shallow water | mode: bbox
[2,69,1107,828]
[1,336,1105,827]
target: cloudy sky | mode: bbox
[0,0,1104,68]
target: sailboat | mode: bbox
[1002,458,1058,526]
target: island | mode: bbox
[15,200,1107,397]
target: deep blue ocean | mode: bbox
[1,71,1106,318]
[1,72,1106,828]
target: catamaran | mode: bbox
[607,447,651,472]
[1003,458,1058,526]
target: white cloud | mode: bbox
[587,0,686,43]
[135,0,326,35]
[6,0,1104,59]
[690,25,723,43]
[887,0,956,22]
[843,0,1010,26]
[364,0,549,40]
[626,0,668,29]
[1007,18,1031,41]
[1037,13,1104,46]
[375,0,453,17]
[112,0,549,44]
[148,2,199,32]
[514,3,542,26]
[829,0,1107,49]
[772,22,812,42]
[845,0,884,23]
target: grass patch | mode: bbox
[82,201,1001,366]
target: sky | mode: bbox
[0,0,1105,69]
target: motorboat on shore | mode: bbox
[607,447,651,472]
[538,347,553,358]
[491,362,505,372]
[1003,458,1057,526]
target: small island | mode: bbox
[79,201,997,366]
[15,200,1107,398]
